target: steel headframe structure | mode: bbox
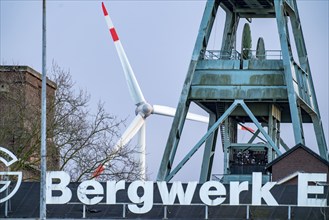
[157,0,328,183]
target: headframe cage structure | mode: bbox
[157,0,328,183]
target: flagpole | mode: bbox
[40,0,47,219]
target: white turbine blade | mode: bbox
[115,114,145,150]
[102,2,145,105]
[238,124,255,133]
[153,105,209,123]
[152,105,176,117]
[186,112,209,123]
[137,123,146,180]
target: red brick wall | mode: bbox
[272,147,329,184]
[0,66,58,180]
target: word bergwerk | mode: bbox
[46,171,327,214]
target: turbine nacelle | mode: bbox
[135,102,153,119]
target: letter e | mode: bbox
[298,173,327,207]
[200,181,226,206]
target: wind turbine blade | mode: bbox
[115,114,145,149]
[137,123,146,180]
[238,124,255,133]
[186,112,209,123]
[92,161,110,179]
[101,2,145,105]
[152,105,176,117]
[153,105,209,123]
[92,164,105,178]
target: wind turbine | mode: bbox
[96,2,209,179]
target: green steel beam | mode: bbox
[247,129,261,143]
[199,112,219,183]
[165,100,240,182]
[274,0,305,145]
[165,100,283,182]
[157,0,220,181]
[220,8,239,54]
[288,0,328,159]
[239,101,282,156]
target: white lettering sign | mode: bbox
[77,180,104,205]
[252,172,278,205]
[127,181,153,213]
[45,171,328,214]
[297,173,327,207]
[230,181,248,205]
[46,171,72,204]
[157,181,197,205]
[199,181,226,205]
[106,180,125,204]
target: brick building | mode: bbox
[266,144,329,184]
[0,65,59,180]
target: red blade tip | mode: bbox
[101,2,108,16]
[92,164,105,178]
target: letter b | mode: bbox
[46,171,72,204]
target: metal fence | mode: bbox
[202,50,282,60]
[75,203,328,219]
[202,50,240,60]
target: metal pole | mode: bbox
[40,0,47,219]
[5,167,9,217]
[246,205,249,219]
[122,204,126,218]
[163,206,167,219]
[83,205,86,218]
[205,205,208,219]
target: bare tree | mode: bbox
[0,64,143,181]
[50,63,144,181]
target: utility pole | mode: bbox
[40,0,47,219]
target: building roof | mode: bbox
[0,65,57,89]
[266,143,329,171]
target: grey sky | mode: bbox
[1,0,328,181]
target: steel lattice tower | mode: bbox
[157,0,328,183]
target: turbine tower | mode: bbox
[157,0,328,183]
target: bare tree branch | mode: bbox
[0,63,143,182]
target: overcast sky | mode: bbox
[1,0,328,181]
